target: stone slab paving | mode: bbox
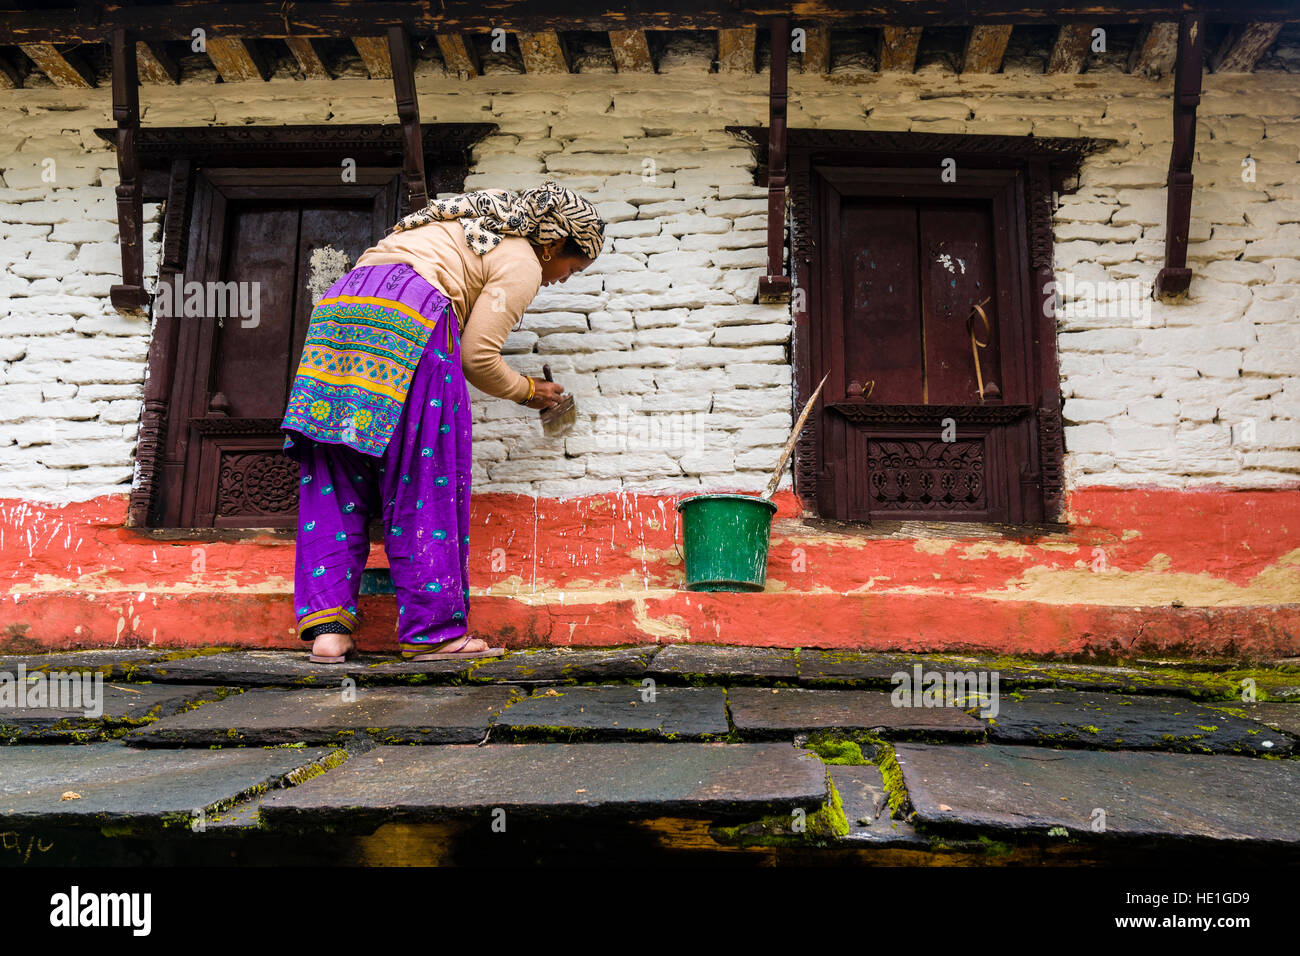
[648,644,798,682]
[0,648,206,680]
[0,743,341,828]
[259,742,828,826]
[131,650,477,686]
[796,650,1035,688]
[1209,701,1300,738]
[1,683,225,741]
[895,743,1300,844]
[728,687,985,739]
[492,684,728,740]
[130,685,523,746]
[827,764,929,847]
[986,689,1293,754]
[468,646,658,684]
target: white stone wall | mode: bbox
[0,64,1297,506]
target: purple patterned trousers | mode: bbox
[287,270,473,650]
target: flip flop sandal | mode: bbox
[399,634,506,662]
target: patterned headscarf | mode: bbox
[389,180,606,260]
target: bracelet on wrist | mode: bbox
[518,376,536,405]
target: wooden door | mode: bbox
[814,167,1040,524]
[159,167,400,528]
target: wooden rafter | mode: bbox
[20,41,94,87]
[879,26,922,72]
[801,25,830,74]
[1047,23,1093,73]
[437,34,479,77]
[136,40,179,84]
[1212,22,1283,72]
[1131,21,1179,77]
[718,28,756,72]
[609,29,653,72]
[518,31,571,73]
[962,24,1013,74]
[0,52,22,88]
[353,36,393,78]
[205,36,270,82]
[285,36,330,79]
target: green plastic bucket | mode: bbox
[675,493,779,592]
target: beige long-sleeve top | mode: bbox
[354,220,541,403]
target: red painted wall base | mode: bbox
[2,487,1297,660]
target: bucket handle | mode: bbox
[673,512,684,563]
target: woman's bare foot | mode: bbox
[310,631,355,660]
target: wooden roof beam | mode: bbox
[4,4,1300,44]
[136,40,179,84]
[436,34,479,78]
[879,26,922,72]
[1131,21,1179,77]
[1211,22,1283,72]
[518,31,571,73]
[20,41,95,87]
[718,28,756,73]
[205,36,271,82]
[1047,23,1093,73]
[353,36,393,78]
[962,24,1013,74]
[609,29,654,72]
[285,36,331,80]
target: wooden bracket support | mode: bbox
[109,26,149,315]
[757,15,791,303]
[1155,14,1205,299]
[388,24,429,216]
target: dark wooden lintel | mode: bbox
[1155,14,1205,299]
[5,2,1299,44]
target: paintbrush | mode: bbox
[538,364,577,437]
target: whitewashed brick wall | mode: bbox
[0,59,1297,505]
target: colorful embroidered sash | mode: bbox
[281,263,456,457]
